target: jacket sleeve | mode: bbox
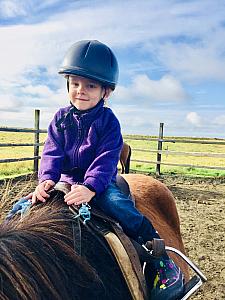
[83,115,123,195]
[38,112,65,184]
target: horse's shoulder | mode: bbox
[121,174,174,204]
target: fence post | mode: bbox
[156,122,164,175]
[34,109,40,175]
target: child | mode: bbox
[30,40,184,299]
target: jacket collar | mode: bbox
[72,98,105,120]
[56,99,105,132]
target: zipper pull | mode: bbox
[78,117,82,138]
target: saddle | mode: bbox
[52,177,207,300]
[53,176,148,300]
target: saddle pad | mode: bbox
[104,231,146,300]
[69,204,148,299]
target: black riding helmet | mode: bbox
[58,40,119,90]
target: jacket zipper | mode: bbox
[73,115,85,166]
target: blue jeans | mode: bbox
[93,182,158,241]
[5,198,31,221]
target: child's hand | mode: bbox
[32,180,55,204]
[64,184,96,206]
[23,192,33,200]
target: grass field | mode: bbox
[123,135,225,177]
[0,131,46,179]
[1,131,225,179]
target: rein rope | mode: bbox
[71,203,91,255]
[69,204,117,258]
[71,217,82,255]
[0,273,3,293]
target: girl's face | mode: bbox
[68,75,111,110]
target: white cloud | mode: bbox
[213,115,225,126]
[0,0,66,20]
[0,0,27,18]
[0,0,225,138]
[21,85,68,108]
[155,42,225,82]
[1,0,225,82]
[135,74,188,101]
[0,21,65,78]
[21,84,55,98]
[0,95,23,112]
[186,112,202,126]
[114,74,188,103]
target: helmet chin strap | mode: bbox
[102,87,107,99]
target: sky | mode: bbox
[0,0,225,138]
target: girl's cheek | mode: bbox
[69,91,76,99]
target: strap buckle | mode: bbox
[74,203,91,224]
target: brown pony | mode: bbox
[122,174,189,280]
[0,174,188,299]
[120,142,131,174]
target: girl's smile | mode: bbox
[68,75,111,110]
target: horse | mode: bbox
[0,174,189,300]
[120,142,131,174]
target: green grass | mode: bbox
[1,131,225,179]
[0,131,46,179]
[124,135,225,177]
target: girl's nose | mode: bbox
[77,84,85,93]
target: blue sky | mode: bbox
[0,0,225,138]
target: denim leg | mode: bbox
[93,182,160,242]
[5,198,31,221]
[93,182,144,239]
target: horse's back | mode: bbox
[122,174,189,280]
[123,174,179,228]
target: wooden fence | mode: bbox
[124,122,225,175]
[0,110,47,173]
[1,111,225,175]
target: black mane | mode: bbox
[0,191,130,300]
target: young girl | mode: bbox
[16,40,184,299]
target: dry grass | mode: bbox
[0,174,37,223]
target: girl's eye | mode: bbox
[88,84,96,88]
[70,82,79,87]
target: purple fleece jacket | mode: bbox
[38,99,123,195]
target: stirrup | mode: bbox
[141,239,207,299]
[142,238,166,257]
[165,246,207,300]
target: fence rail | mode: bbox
[0,127,46,133]
[132,148,225,158]
[123,136,225,145]
[0,110,47,173]
[0,156,41,164]
[1,113,225,175]
[124,122,225,175]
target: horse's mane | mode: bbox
[0,191,130,300]
[0,192,104,300]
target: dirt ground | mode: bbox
[0,174,225,299]
[159,175,225,300]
